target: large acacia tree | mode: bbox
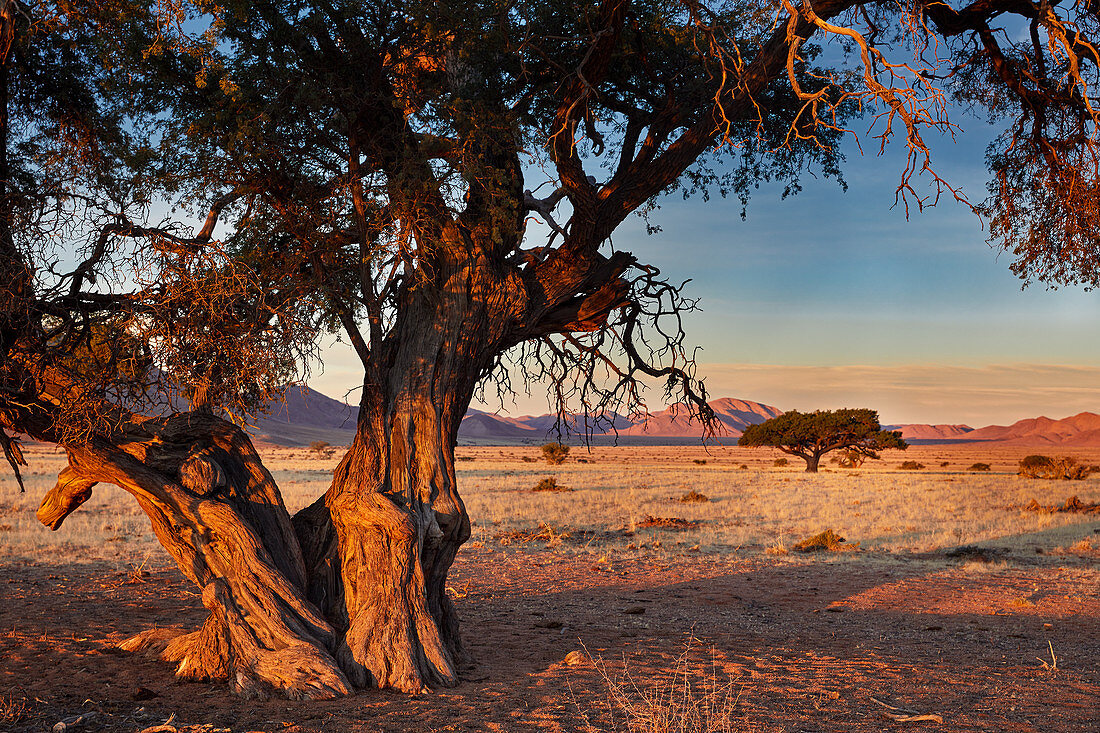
[4,0,1100,699]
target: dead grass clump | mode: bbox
[678,490,709,503]
[792,528,857,552]
[0,694,27,725]
[1018,455,1091,480]
[968,462,991,472]
[899,461,925,470]
[1021,495,1100,514]
[765,540,788,556]
[575,642,740,733]
[637,515,700,530]
[495,523,572,547]
[532,476,573,493]
[1053,537,1097,554]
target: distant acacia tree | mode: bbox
[739,410,907,473]
[5,0,1100,700]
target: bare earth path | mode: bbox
[2,543,1098,732]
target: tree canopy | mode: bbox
[739,409,907,472]
[2,0,1100,699]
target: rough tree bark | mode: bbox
[36,413,351,699]
[292,250,527,692]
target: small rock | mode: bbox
[622,606,646,615]
[533,619,563,629]
[131,687,158,701]
[563,650,588,666]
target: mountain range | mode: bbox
[247,384,1100,447]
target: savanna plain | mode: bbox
[1,444,1098,732]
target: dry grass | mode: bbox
[573,641,742,733]
[3,444,1100,564]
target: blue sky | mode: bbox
[309,116,1100,427]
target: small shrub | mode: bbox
[793,528,858,553]
[899,461,925,470]
[773,457,789,467]
[940,461,951,467]
[678,490,709,503]
[521,455,537,463]
[309,440,330,453]
[693,459,707,465]
[836,449,866,468]
[455,455,475,462]
[1018,454,1090,480]
[739,464,748,470]
[541,442,570,465]
[968,462,991,472]
[532,476,572,492]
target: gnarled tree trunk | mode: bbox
[38,414,350,700]
[292,256,519,693]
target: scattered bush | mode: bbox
[773,457,789,467]
[678,490,709,503]
[899,461,925,470]
[940,461,951,468]
[1018,454,1090,480]
[309,440,330,453]
[968,462,991,472]
[739,464,748,470]
[793,528,858,553]
[532,476,572,492]
[693,459,707,465]
[541,442,570,465]
[521,455,537,463]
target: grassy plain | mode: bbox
[3,443,1099,565]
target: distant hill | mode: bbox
[244,384,1100,448]
[964,412,1100,446]
[885,423,974,441]
[616,397,782,437]
[250,386,359,447]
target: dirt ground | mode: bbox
[2,536,1099,733]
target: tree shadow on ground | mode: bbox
[1,524,1098,732]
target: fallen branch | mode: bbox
[870,696,944,724]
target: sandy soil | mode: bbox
[2,539,1099,733]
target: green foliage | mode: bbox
[739,409,907,473]
[541,442,570,465]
